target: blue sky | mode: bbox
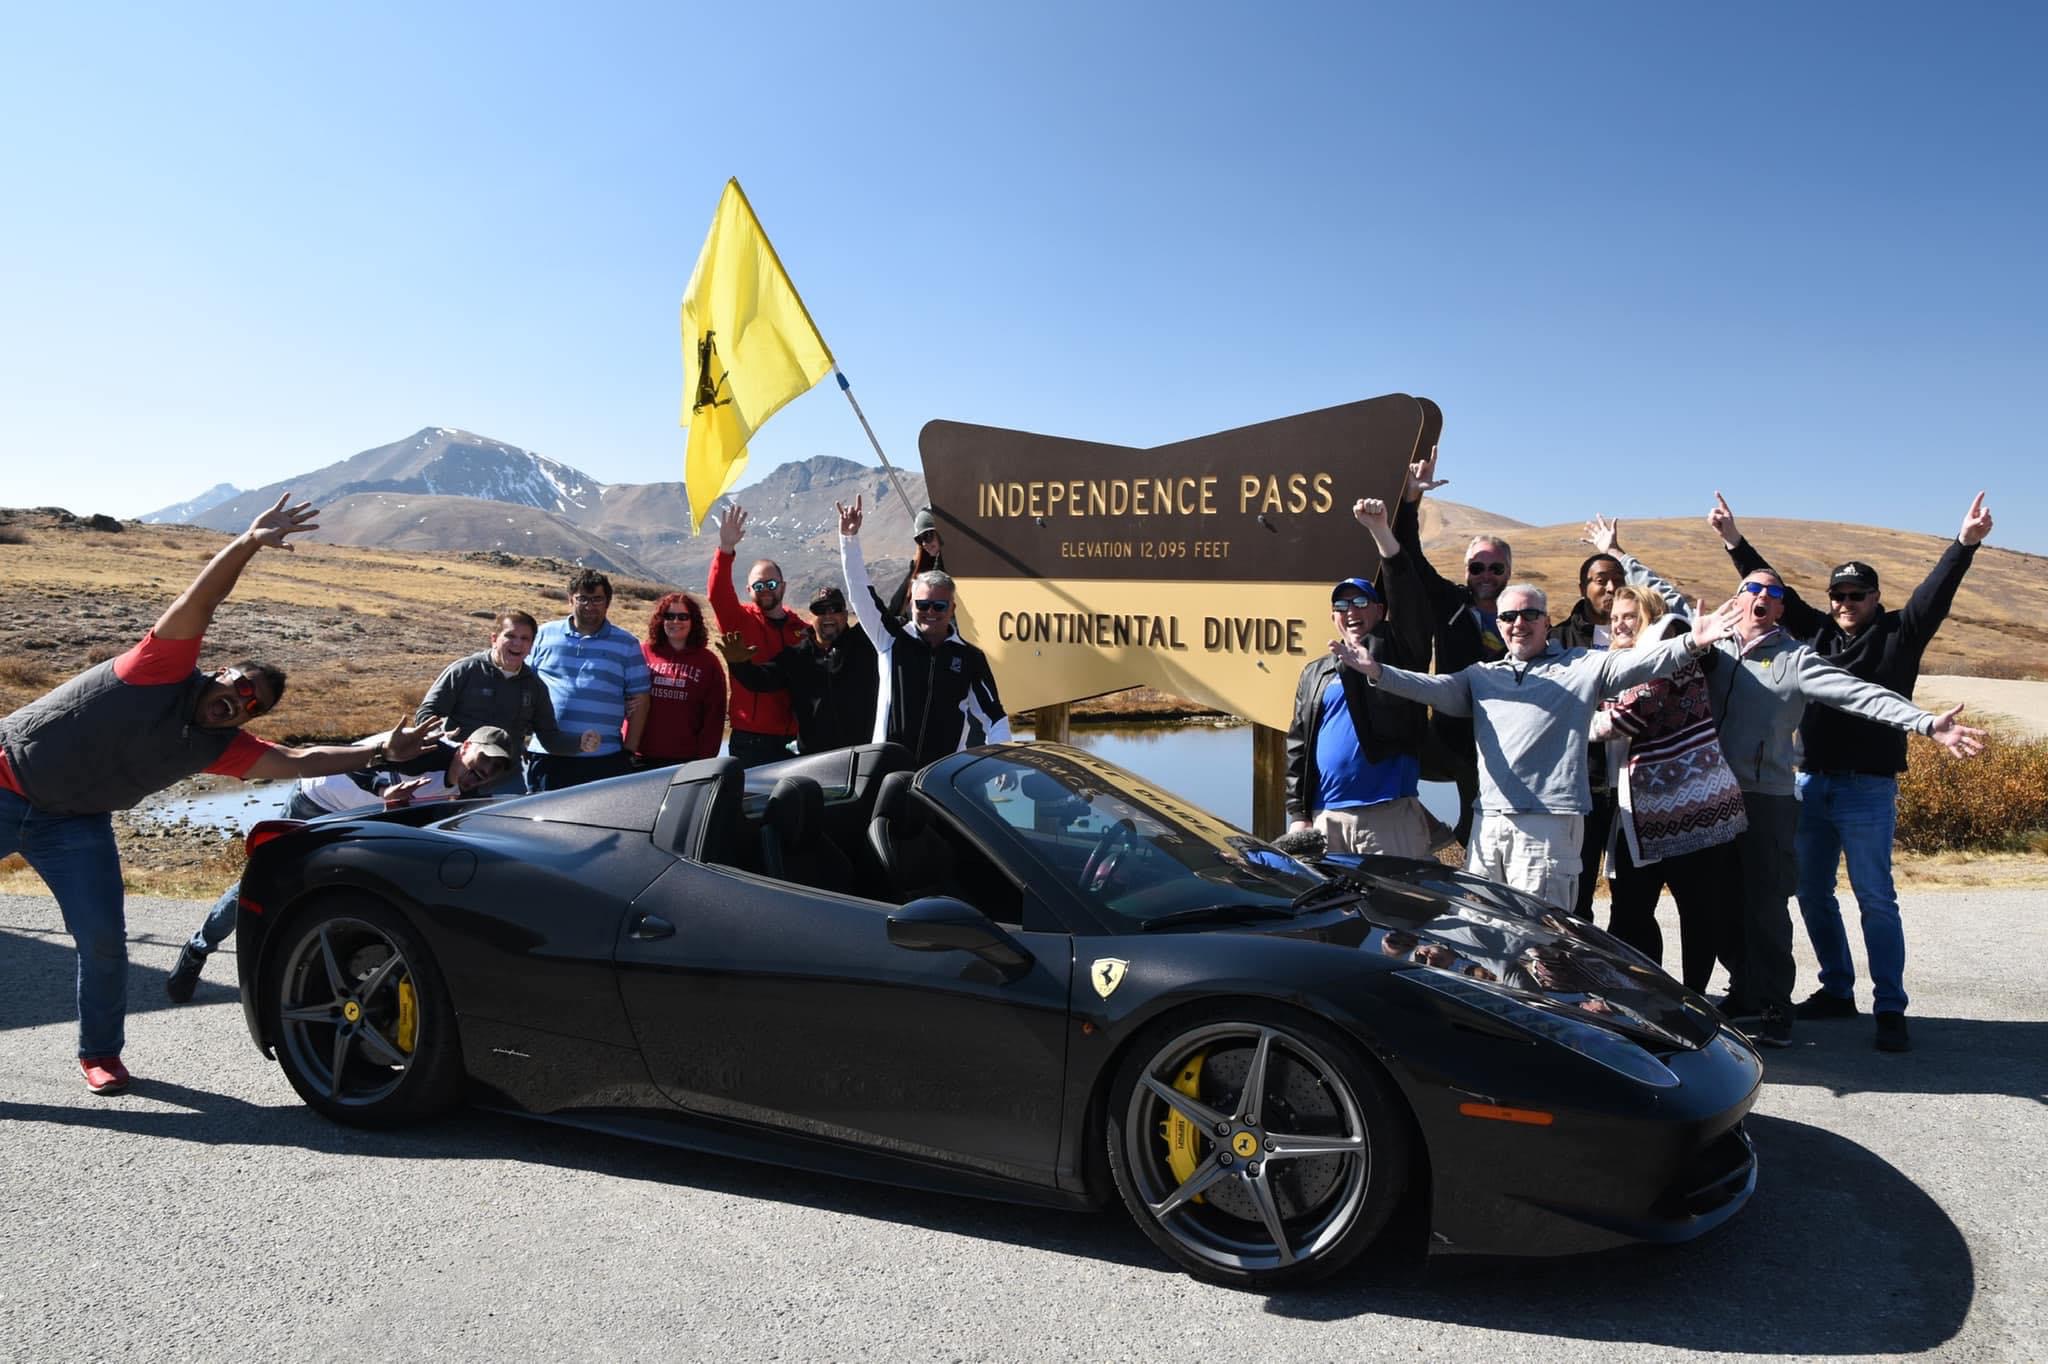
[3,3,2041,549]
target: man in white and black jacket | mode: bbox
[837,496,1010,766]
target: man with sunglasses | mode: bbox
[837,496,1010,766]
[1283,498,1434,858]
[1333,570,1747,915]
[0,494,443,1095]
[1392,446,1512,846]
[717,586,881,755]
[709,501,810,767]
[1709,492,1994,1051]
[525,569,651,791]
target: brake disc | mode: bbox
[1163,1042,1345,1222]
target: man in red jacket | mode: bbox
[708,501,809,767]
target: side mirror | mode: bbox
[887,897,1034,980]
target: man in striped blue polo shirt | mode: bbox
[525,569,652,791]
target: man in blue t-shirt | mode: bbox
[525,569,652,791]
[1282,498,1435,858]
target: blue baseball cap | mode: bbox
[1330,577,1380,605]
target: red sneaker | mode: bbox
[79,1055,131,1095]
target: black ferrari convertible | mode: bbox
[234,740,1760,1288]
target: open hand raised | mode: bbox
[1581,514,1620,555]
[248,493,320,551]
[716,502,749,550]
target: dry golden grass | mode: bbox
[1896,725,2048,853]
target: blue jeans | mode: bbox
[0,788,128,1057]
[187,879,242,958]
[1795,771,1906,1014]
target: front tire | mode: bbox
[1105,1003,1410,1288]
[263,897,462,1127]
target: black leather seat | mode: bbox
[866,771,958,903]
[760,775,854,891]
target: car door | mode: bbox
[613,857,1073,1185]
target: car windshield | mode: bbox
[947,747,1326,927]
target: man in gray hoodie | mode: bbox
[1705,569,1984,1048]
[1330,584,1743,915]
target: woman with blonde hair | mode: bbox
[1592,584,1747,989]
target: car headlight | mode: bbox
[1400,968,1681,1089]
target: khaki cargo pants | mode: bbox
[1465,809,1585,913]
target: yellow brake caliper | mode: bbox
[1162,1051,1208,1200]
[396,980,418,1054]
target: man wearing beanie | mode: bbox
[1709,490,1994,1053]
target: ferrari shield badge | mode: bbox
[1091,958,1129,999]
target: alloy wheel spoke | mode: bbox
[1245,1168,1298,1266]
[327,1027,354,1097]
[1236,1028,1275,1126]
[355,1021,408,1068]
[281,1003,339,1024]
[1263,1129,1365,1161]
[316,925,347,996]
[355,950,405,1004]
[1148,1154,1231,1220]
[1141,1072,1230,1133]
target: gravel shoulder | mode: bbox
[2,888,2042,1362]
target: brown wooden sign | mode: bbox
[920,394,1437,729]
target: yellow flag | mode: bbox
[679,179,835,531]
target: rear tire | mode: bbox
[1105,1002,1411,1288]
[263,897,463,1127]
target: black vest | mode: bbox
[0,660,237,815]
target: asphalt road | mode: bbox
[2,889,2042,1363]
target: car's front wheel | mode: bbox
[263,897,462,1127]
[1105,1004,1410,1288]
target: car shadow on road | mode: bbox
[1752,1014,2047,1104]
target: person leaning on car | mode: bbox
[715,586,880,755]
[1284,497,1434,858]
[1707,489,1993,1054]
[836,494,1010,766]
[0,494,444,1097]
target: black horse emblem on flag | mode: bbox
[694,330,733,413]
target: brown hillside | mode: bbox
[1421,512,2045,680]
[309,491,661,580]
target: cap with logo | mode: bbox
[1828,561,1879,592]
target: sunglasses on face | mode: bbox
[1739,581,1786,599]
[749,579,782,592]
[1828,589,1870,604]
[1468,561,1508,576]
[1497,608,1547,625]
[1331,595,1379,611]
[661,611,696,622]
[571,595,609,606]
[226,673,270,717]
[912,599,953,614]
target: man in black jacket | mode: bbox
[1285,498,1434,856]
[1709,489,1993,1052]
[1393,448,1509,845]
[716,587,881,755]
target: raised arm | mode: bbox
[1897,493,1989,644]
[239,712,444,782]
[1709,491,1826,640]
[1354,497,1431,667]
[706,503,749,632]
[154,494,320,640]
[1795,652,1985,755]
[838,496,891,649]
[1583,512,1689,618]
[1331,636,1477,717]
[1394,452,1466,623]
[1596,597,1743,694]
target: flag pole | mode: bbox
[835,371,920,520]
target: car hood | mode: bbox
[1271,858,1722,1050]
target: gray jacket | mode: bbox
[1370,633,1700,815]
[1704,631,1935,795]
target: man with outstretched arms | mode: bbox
[708,501,809,767]
[837,496,1009,767]
[1707,491,1994,1053]
[1330,581,1745,915]
[1283,498,1435,858]
[0,495,443,1095]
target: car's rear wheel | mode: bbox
[264,898,462,1127]
[1105,1004,1410,1288]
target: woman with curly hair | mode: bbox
[635,591,726,767]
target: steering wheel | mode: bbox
[1078,818,1137,893]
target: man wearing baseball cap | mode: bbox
[1709,491,1994,1052]
[164,726,517,1002]
[716,585,881,755]
[1284,498,1435,858]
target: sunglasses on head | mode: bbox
[1468,561,1508,576]
[749,578,782,593]
[1332,595,1379,611]
[1496,608,1547,625]
[1739,581,1786,599]
[912,599,953,614]
[226,673,270,717]
[1828,589,1869,604]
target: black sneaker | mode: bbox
[1795,989,1859,1020]
[1756,1005,1793,1049]
[165,944,206,1003]
[1874,1012,1911,1053]
[1712,992,1765,1022]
